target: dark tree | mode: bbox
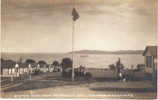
[25,59,36,65]
[1,58,5,66]
[109,64,116,70]
[38,60,47,65]
[38,60,47,67]
[3,59,16,68]
[1,58,4,63]
[1,59,5,73]
[61,58,72,70]
[52,60,60,72]
[61,58,72,78]
[52,60,60,66]
[136,64,145,71]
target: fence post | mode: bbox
[11,75,13,82]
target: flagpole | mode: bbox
[72,19,75,81]
[71,0,79,81]
[72,0,75,81]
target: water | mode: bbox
[1,53,144,69]
[73,54,144,69]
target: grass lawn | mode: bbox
[1,72,157,99]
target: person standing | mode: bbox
[116,58,121,75]
[28,64,32,80]
[15,63,19,77]
[116,58,123,80]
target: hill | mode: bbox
[69,50,144,54]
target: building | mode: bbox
[143,46,157,86]
[143,46,157,73]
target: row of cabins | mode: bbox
[143,46,157,85]
[1,63,61,76]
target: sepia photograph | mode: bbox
[1,0,158,99]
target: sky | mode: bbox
[1,0,158,53]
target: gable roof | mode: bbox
[143,46,157,56]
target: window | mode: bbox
[146,56,152,67]
[154,57,158,69]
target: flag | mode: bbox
[72,8,79,21]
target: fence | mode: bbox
[1,68,29,76]
[1,67,56,76]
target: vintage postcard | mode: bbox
[1,0,157,99]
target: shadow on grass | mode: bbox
[2,73,156,93]
[3,76,94,92]
[94,78,118,82]
[90,87,157,93]
[92,77,151,82]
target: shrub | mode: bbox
[25,59,36,65]
[33,69,42,75]
[109,64,116,70]
[3,59,16,68]
[61,58,72,78]
[52,60,60,72]
[52,60,60,66]
[38,60,47,68]
[61,58,72,69]
[84,72,92,80]
[136,64,145,71]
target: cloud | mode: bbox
[3,0,156,17]
[1,0,157,52]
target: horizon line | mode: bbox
[1,49,144,54]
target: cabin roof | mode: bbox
[143,46,157,56]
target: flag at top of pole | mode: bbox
[72,8,79,21]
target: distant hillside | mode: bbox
[69,50,144,54]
